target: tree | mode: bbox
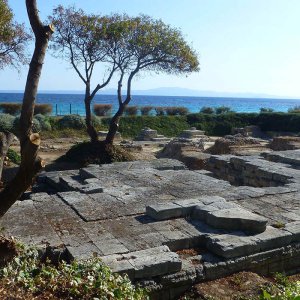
[0,0,54,217]
[104,15,200,144]
[0,0,31,69]
[50,6,117,143]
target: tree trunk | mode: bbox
[105,104,125,144]
[0,132,15,183]
[0,0,53,217]
[84,95,98,143]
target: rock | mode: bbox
[206,134,262,155]
[232,125,268,139]
[205,208,268,233]
[269,136,300,151]
[179,127,206,139]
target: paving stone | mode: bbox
[284,221,300,242]
[146,203,183,220]
[207,226,293,258]
[205,208,268,233]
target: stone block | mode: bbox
[205,208,268,233]
[146,203,183,220]
[284,221,300,242]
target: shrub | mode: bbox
[215,106,234,114]
[0,103,22,115]
[93,104,112,116]
[57,115,86,130]
[0,113,15,132]
[260,107,274,113]
[102,115,189,138]
[288,106,300,113]
[34,103,52,115]
[124,106,138,116]
[91,115,102,129]
[200,106,214,114]
[140,106,153,116]
[13,116,41,137]
[7,148,21,165]
[155,107,165,116]
[34,114,52,131]
[175,106,189,115]
[165,107,177,116]
[0,241,147,299]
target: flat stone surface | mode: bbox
[205,208,268,233]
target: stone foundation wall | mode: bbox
[207,156,291,187]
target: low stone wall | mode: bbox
[207,155,292,187]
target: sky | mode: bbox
[1,0,300,98]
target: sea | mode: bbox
[0,93,299,116]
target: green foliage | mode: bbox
[215,106,234,114]
[0,113,15,131]
[187,113,258,136]
[140,106,153,116]
[34,103,52,115]
[200,106,214,114]
[13,116,41,137]
[93,104,112,116]
[260,107,275,113]
[0,0,30,69]
[91,115,102,129]
[260,273,300,300]
[165,106,189,116]
[155,107,165,116]
[7,148,21,164]
[57,115,86,130]
[0,242,147,299]
[102,115,189,138]
[124,106,138,116]
[0,103,22,115]
[34,114,52,131]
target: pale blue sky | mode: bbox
[2,0,300,97]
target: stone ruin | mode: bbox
[270,136,300,151]
[98,131,122,140]
[178,127,207,140]
[0,151,299,299]
[135,127,170,142]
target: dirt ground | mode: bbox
[181,271,300,300]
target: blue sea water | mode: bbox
[0,93,299,116]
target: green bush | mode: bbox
[124,106,138,116]
[91,115,102,129]
[0,113,15,132]
[200,106,214,114]
[140,106,153,116]
[215,106,234,114]
[7,148,21,165]
[34,103,52,115]
[102,115,189,138]
[57,115,86,130]
[0,103,22,115]
[187,113,258,136]
[260,107,274,113]
[165,106,189,116]
[155,107,165,116]
[93,104,112,116]
[34,114,52,131]
[0,241,147,299]
[13,116,41,137]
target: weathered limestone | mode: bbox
[179,127,206,139]
[135,127,169,142]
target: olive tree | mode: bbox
[50,6,117,143]
[104,15,199,144]
[0,0,31,69]
[0,0,54,216]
